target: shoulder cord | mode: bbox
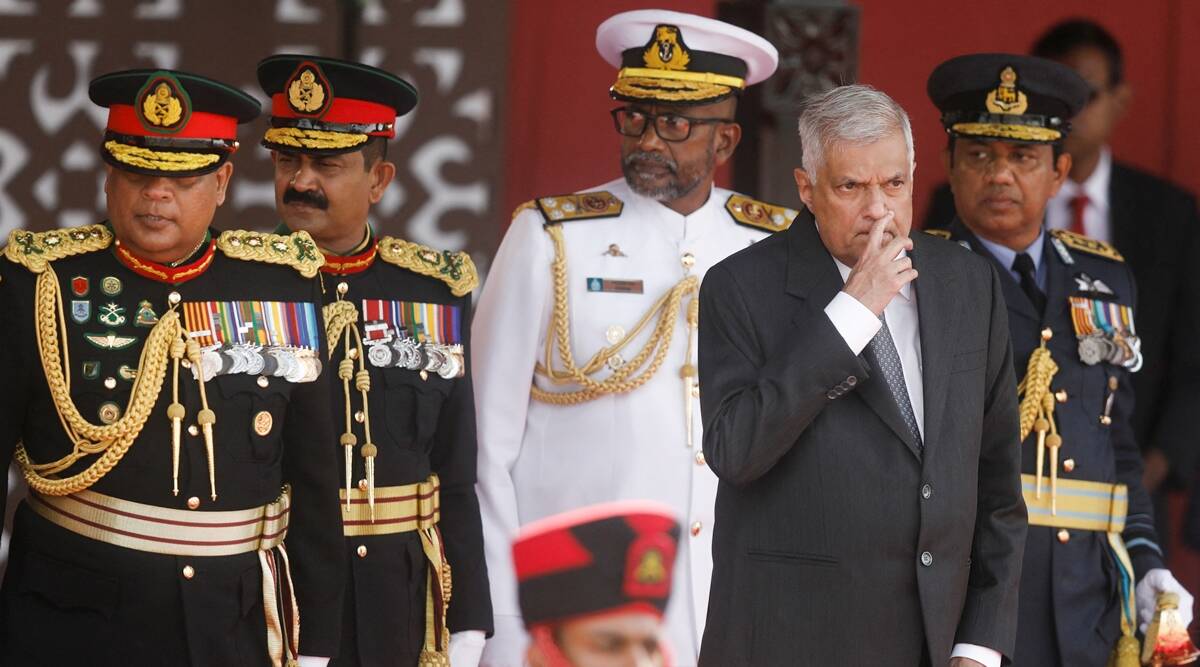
[531,223,698,405]
[323,298,377,520]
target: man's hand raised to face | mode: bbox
[841,212,917,316]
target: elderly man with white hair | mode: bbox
[696,84,1027,666]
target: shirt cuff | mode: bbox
[950,642,1002,667]
[823,291,882,356]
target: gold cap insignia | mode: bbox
[136,74,189,133]
[642,24,691,71]
[985,66,1029,115]
[286,62,331,116]
[633,548,667,585]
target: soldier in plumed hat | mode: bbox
[257,54,492,667]
[926,52,1194,666]
[0,68,344,666]
[471,10,786,666]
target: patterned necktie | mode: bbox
[866,314,923,447]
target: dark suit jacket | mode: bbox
[696,214,1026,666]
[943,219,1163,665]
[925,165,1200,483]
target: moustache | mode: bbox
[283,187,329,210]
[623,151,677,173]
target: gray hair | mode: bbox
[796,84,915,183]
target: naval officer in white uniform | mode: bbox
[472,10,791,666]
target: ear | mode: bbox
[103,165,114,198]
[1111,81,1132,120]
[368,159,396,205]
[712,122,742,167]
[940,146,951,173]
[1050,151,1072,196]
[793,167,815,209]
[526,644,547,667]
[212,162,234,207]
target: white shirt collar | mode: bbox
[1059,146,1111,211]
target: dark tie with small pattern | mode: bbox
[867,314,923,448]
[1012,252,1046,313]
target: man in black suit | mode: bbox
[925,21,1200,551]
[697,84,1025,667]
[927,52,1193,665]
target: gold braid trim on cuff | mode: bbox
[263,127,369,151]
[104,141,222,172]
[531,224,699,405]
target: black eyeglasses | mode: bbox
[610,107,735,142]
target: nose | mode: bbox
[630,645,657,667]
[984,158,1016,185]
[636,120,668,152]
[863,185,888,219]
[142,177,174,201]
[290,158,320,191]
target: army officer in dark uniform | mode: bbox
[927,53,1194,666]
[0,69,344,666]
[258,54,492,667]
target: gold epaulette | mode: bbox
[511,200,537,219]
[725,194,797,233]
[1050,229,1123,262]
[4,225,112,273]
[535,190,623,224]
[216,229,324,278]
[923,228,952,240]
[377,236,478,297]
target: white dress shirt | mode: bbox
[822,250,1002,667]
[1047,147,1112,242]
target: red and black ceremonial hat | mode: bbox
[927,53,1090,144]
[513,501,680,629]
[257,54,418,155]
[89,69,260,177]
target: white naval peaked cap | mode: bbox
[596,9,779,105]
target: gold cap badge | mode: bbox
[643,24,691,71]
[286,63,330,116]
[136,74,189,133]
[633,548,667,585]
[985,66,1028,115]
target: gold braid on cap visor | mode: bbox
[104,141,223,172]
[263,126,368,151]
[612,67,745,103]
[950,122,1062,142]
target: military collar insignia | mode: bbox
[285,61,332,117]
[985,66,1028,116]
[321,236,379,276]
[136,72,191,134]
[216,229,324,278]
[113,237,216,285]
[377,236,479,297]
[535,191,624,224]
[922,229,952,240]
[1050,229,1123,262]
[724,194,797,233]
[643,24,692,71]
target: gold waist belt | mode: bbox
[339,475,440,537]
[339,475,450,667]
[29,487,300,667]
[1021,474,1127,532]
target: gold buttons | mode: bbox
[1057,529,1070,544]
[419,370,429,381]
[354,410,366,424]
[1100,415,1113,426]
[690,521,702,537]
[1063,458,1076,472]
[337,282,349,296]
[348,347,358,360]
[356,545,368,558]
[607,354,625,371]
[182,565,195,579]
[605,325,626,344]
[257,376,270,389]
[168,291,182,305]
[358,479,369,492]
[181,359,191,369]
[187,496,200,510]
[103,377,117,390]
[1055,390,1068,403]
[253,411,274,436]
[681,252,695,269]
[98,401,121,424]
[1040,328,1053,341]
[695,451,706,466]
[188,424,200,437]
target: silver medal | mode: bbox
[367,343,394,368]
[1078,334,1104,365]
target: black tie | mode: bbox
[1012,252,1046,313]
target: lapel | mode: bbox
[948,218,1041,324]
[785,215,921,459]
[1107,164,1143,266]
[912,232,956,460]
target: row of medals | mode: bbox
[195,344,322,383]
[361,323,465,379]
[1077,330,1142,371]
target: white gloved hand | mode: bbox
[451,630,487,667]
[297,657,331,667]
[481,614,530,667]
[1136,568,1195,633]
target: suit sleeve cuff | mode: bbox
[951,643,1002,667]
[824,291,882,356]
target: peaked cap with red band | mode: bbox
[89,69,260,177]
[513,500,680,629]
[257,54,418,155]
